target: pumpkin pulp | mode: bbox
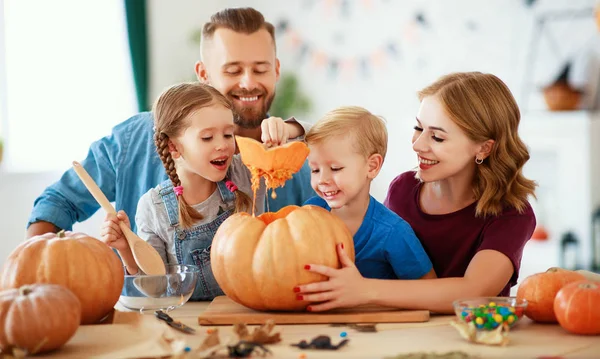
[236,136,310,216]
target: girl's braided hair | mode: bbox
[153,82,252,228]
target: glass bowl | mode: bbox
[118,264,199,312]
[452,297,527,330]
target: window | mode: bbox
[1,0,136,172]
[0,1,6,154]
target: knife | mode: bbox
[155,310,196,334]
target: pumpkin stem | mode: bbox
[579,282,598,290]
[57,230,66,238]
[18,286,33,296]
[546,267,563,273]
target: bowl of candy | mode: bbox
[118,264,199,313]
[453,297,527,330]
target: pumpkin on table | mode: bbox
[211,205,355,311]
[212,137,355,311]
[554,280,600,335]
[516,267,585,323]
[0,231,124,324]
[0,284,81,354]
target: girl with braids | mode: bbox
[100,82,295,301]
[296,72,537,313]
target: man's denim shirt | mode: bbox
[27,112,315,232]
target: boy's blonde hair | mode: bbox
[305,106,387,161]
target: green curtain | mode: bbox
[124,0,149,112]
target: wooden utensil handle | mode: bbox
[72,161,117,215]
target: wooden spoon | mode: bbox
[72,161,166,275]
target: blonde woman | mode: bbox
[296,72,536,313]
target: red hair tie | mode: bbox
[225,180,238,193]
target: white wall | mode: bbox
[0,171,107,266]
[1,0,599,272]
[146,0,600,200]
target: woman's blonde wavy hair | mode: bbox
[418,72,537,217]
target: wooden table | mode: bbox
[37,301,600,358]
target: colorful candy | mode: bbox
[459,301,523,330]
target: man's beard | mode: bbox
[230,92,276,129]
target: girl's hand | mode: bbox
[261,117,303,147]
[295,243,372,312]
[100,210,131,252]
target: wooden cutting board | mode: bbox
[198,296,430,325]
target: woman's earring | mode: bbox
[475,157,484,165]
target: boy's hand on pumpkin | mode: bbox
[295,243,369,312]
[261,117,290,147]
[100,211,131,252]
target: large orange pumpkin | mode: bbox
[0,231,124,324]
[554,280,600,335]
[516,267,585,323]
[0,284,81,354]
[236,136,310,203]
[211,205,355,311]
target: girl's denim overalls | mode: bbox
[159,180,233,301]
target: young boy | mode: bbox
[304,106,435,280]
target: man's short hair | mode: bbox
[201,7,276,57]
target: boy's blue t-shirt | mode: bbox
[304,196,432,280]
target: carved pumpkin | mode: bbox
[554,280,600,335]
[236,135,310,203]
[0,231,124,324]
[0,284,81,354]
[211,205,355,311]
[516,267,585,323]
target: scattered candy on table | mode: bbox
[340,331,348,338]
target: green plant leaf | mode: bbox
[271,72,312,119]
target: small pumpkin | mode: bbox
[0,284,81,354]
[554,280,600,335]
[596,4,600,32]
[516,267,585,323]
[0,231,124,324]
[236,135,310,201]
[530,225,549,241]
[211,205,355,311]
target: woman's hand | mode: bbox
[295,243,372,312]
